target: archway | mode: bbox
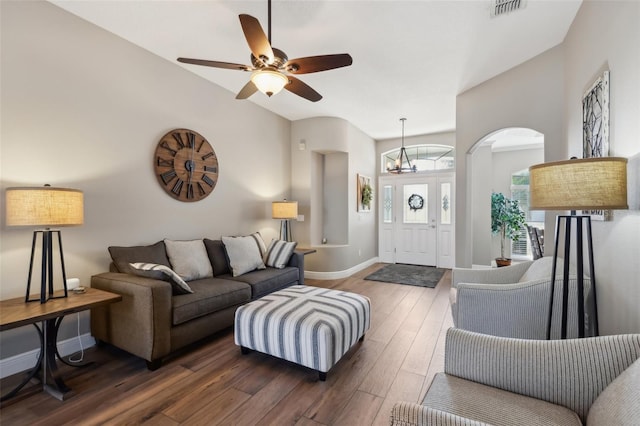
[468,127,545,266]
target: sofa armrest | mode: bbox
[443,328,640,422]
[289,250,305,285]
[91,272,173,363]
[452,261,533,288]
[453,279,551,339]
[390,402,489,426]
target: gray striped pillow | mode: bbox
[129,262,193,294]
[264,239,297,269]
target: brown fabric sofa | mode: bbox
[90,238,303,369]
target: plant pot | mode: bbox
[495,258,512,268]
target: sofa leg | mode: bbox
[318,371,327,381]
[146,359,162,371]
[240,346,250,355]
[359,333,365,342]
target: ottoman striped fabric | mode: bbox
[234,285,371,380]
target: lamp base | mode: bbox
[26,230,69,304]
[546,214,598,339]
[279,219,293,242]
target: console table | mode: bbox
[0,287,122,401]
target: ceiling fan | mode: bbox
[177,0,352,102]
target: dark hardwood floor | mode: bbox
[0,264,453,425]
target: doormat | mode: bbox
[364,264,445,288]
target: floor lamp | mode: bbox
[5,186,84,303]
[272,200,298,242]
[529,157,628,339]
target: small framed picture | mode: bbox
[357,174,373,212]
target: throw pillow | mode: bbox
[129,262,193,295]
[249,231,267,256]
[221,235,266,277]
[164,239,213,281]
[264,239,297,269]
[203,239,230,277]
[108,241,170,274]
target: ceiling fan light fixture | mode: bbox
[251,68,289,97]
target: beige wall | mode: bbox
[456,45,565,267]
[456,1,640,334]
[563,1,640,335]
[1,2,291,357]
[291,117,377,274]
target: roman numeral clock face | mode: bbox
[154,128,219,202]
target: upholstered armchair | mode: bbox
[450,256,596,339]
[390,328,640,426]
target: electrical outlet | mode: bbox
[297,215,304,222]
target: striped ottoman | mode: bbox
[234,285,371,381]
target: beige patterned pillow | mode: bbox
[164,239,213,281]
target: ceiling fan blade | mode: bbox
[236,81,258,100]
[177,57,251,71]
[284,54,353,74]
[285,75,322,102]
[239,14,274,65]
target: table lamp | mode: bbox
[529,157,627,339]
[272,200,298,242]
[5,185,84,303]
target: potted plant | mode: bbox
[491,192,526,267]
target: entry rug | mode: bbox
[364,264,445,288]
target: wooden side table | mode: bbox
[0,287,122,401]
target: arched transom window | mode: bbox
[382,144,455,173]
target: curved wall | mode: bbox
[291,117,377,273]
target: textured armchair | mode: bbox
[390,328,640,426]
[450,256,596,339]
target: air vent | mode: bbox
[491,0,527,17]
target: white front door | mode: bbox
[379,174,455,267]
[396,178,437,265]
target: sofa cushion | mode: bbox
[108,241,170,274]
[129,262,193,295]
[164,239,213,281]
[227,266,298,299]
[422,373,582,426]
[221,235,266,277]
[172,278,251,326]
[264,239,297,269]
[587,358,640,425]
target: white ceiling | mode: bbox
[49,0,582,140]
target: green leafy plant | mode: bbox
[491,192,526,260]
[361,183,373,208]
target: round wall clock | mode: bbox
[154,128,219,202]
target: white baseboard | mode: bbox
[305,257,379,280]
[0,333,96,379]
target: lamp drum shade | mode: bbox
[6,187,84,227]
[272,201,298,219]
[529,157,627,211]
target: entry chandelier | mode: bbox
[387,118,417,174]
